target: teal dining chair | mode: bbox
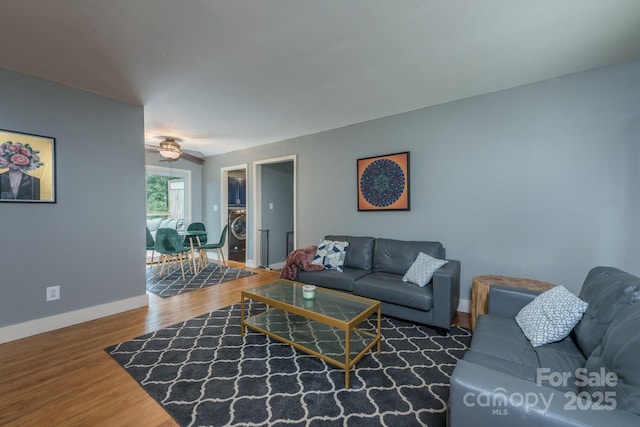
[198,224,229,267]
[146,227,156,265]
[183,222,208,247]
[153,228,193,280]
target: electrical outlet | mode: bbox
[46,285,60,301]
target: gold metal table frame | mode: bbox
[241,279,382,388]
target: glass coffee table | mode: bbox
[241,279,381,388]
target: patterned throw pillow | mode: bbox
[515,285,588,347]
[402,252,448,287]
[311,240,349,272]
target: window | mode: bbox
[146,166,191,227]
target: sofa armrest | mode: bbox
[449,359,640,427]
[431,259,461,330]
[488,285,541,319]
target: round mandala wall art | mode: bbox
[357,152,410,211]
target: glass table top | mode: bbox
[244,279,378,323]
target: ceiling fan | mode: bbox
[146,137,205,165]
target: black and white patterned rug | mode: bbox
[106,301,471,426]
[146,262,256,297]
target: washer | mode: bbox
[228,208,246,261]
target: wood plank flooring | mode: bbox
[0,263,469,426]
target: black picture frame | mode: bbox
[0,128,56,203]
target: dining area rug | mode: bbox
[146,262,256,297]
[106,300,471,426]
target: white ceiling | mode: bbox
[2,0,640,156]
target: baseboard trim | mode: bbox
[203,252,257,269]
[458,298,470,313]
[0,294,148,344]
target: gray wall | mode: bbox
[203,59,640,304]
[0,69,146,328]
[260,162,294,265]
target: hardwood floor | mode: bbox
[0,263,470,426]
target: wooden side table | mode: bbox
[471,275,555,330]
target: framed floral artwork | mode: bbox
[0,129,56,203]
[357,151,410,211]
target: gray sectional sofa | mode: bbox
[448,266,640,426]
[295,235,461,331]
[146,217,184,239]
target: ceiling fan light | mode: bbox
[159,149,181,159]
[158,139,182,159]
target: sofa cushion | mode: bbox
[515,286,588,347]
[402,252,448,287]
[471,314,584,392]
[146,218,163,231]
[311,240,349,272]
[582,303,640,415]
[461,350,538,383]
[574,267,640,358]
[353,272,432,311]
[325,235,375,270]
[296,267,369,292]
[471,315,540,369]
[159,219,177,229]
[534,340,586,392]
[464,344,584,394]
[373,238,444,275]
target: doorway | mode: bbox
[221,164,248,264]
[253,155,296,269]
[227,170,247,262]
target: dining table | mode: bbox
[183,230,207,274]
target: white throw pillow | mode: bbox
[311,240,349,272]
[515,285,588,347]
[402,252,448,287]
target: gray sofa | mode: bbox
[295,235,461,331]
[146,217,184,239]
[448,266,640,426]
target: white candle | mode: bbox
[302,285,316,299]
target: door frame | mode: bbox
[220,163,248,263]
[252,155,297,268]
